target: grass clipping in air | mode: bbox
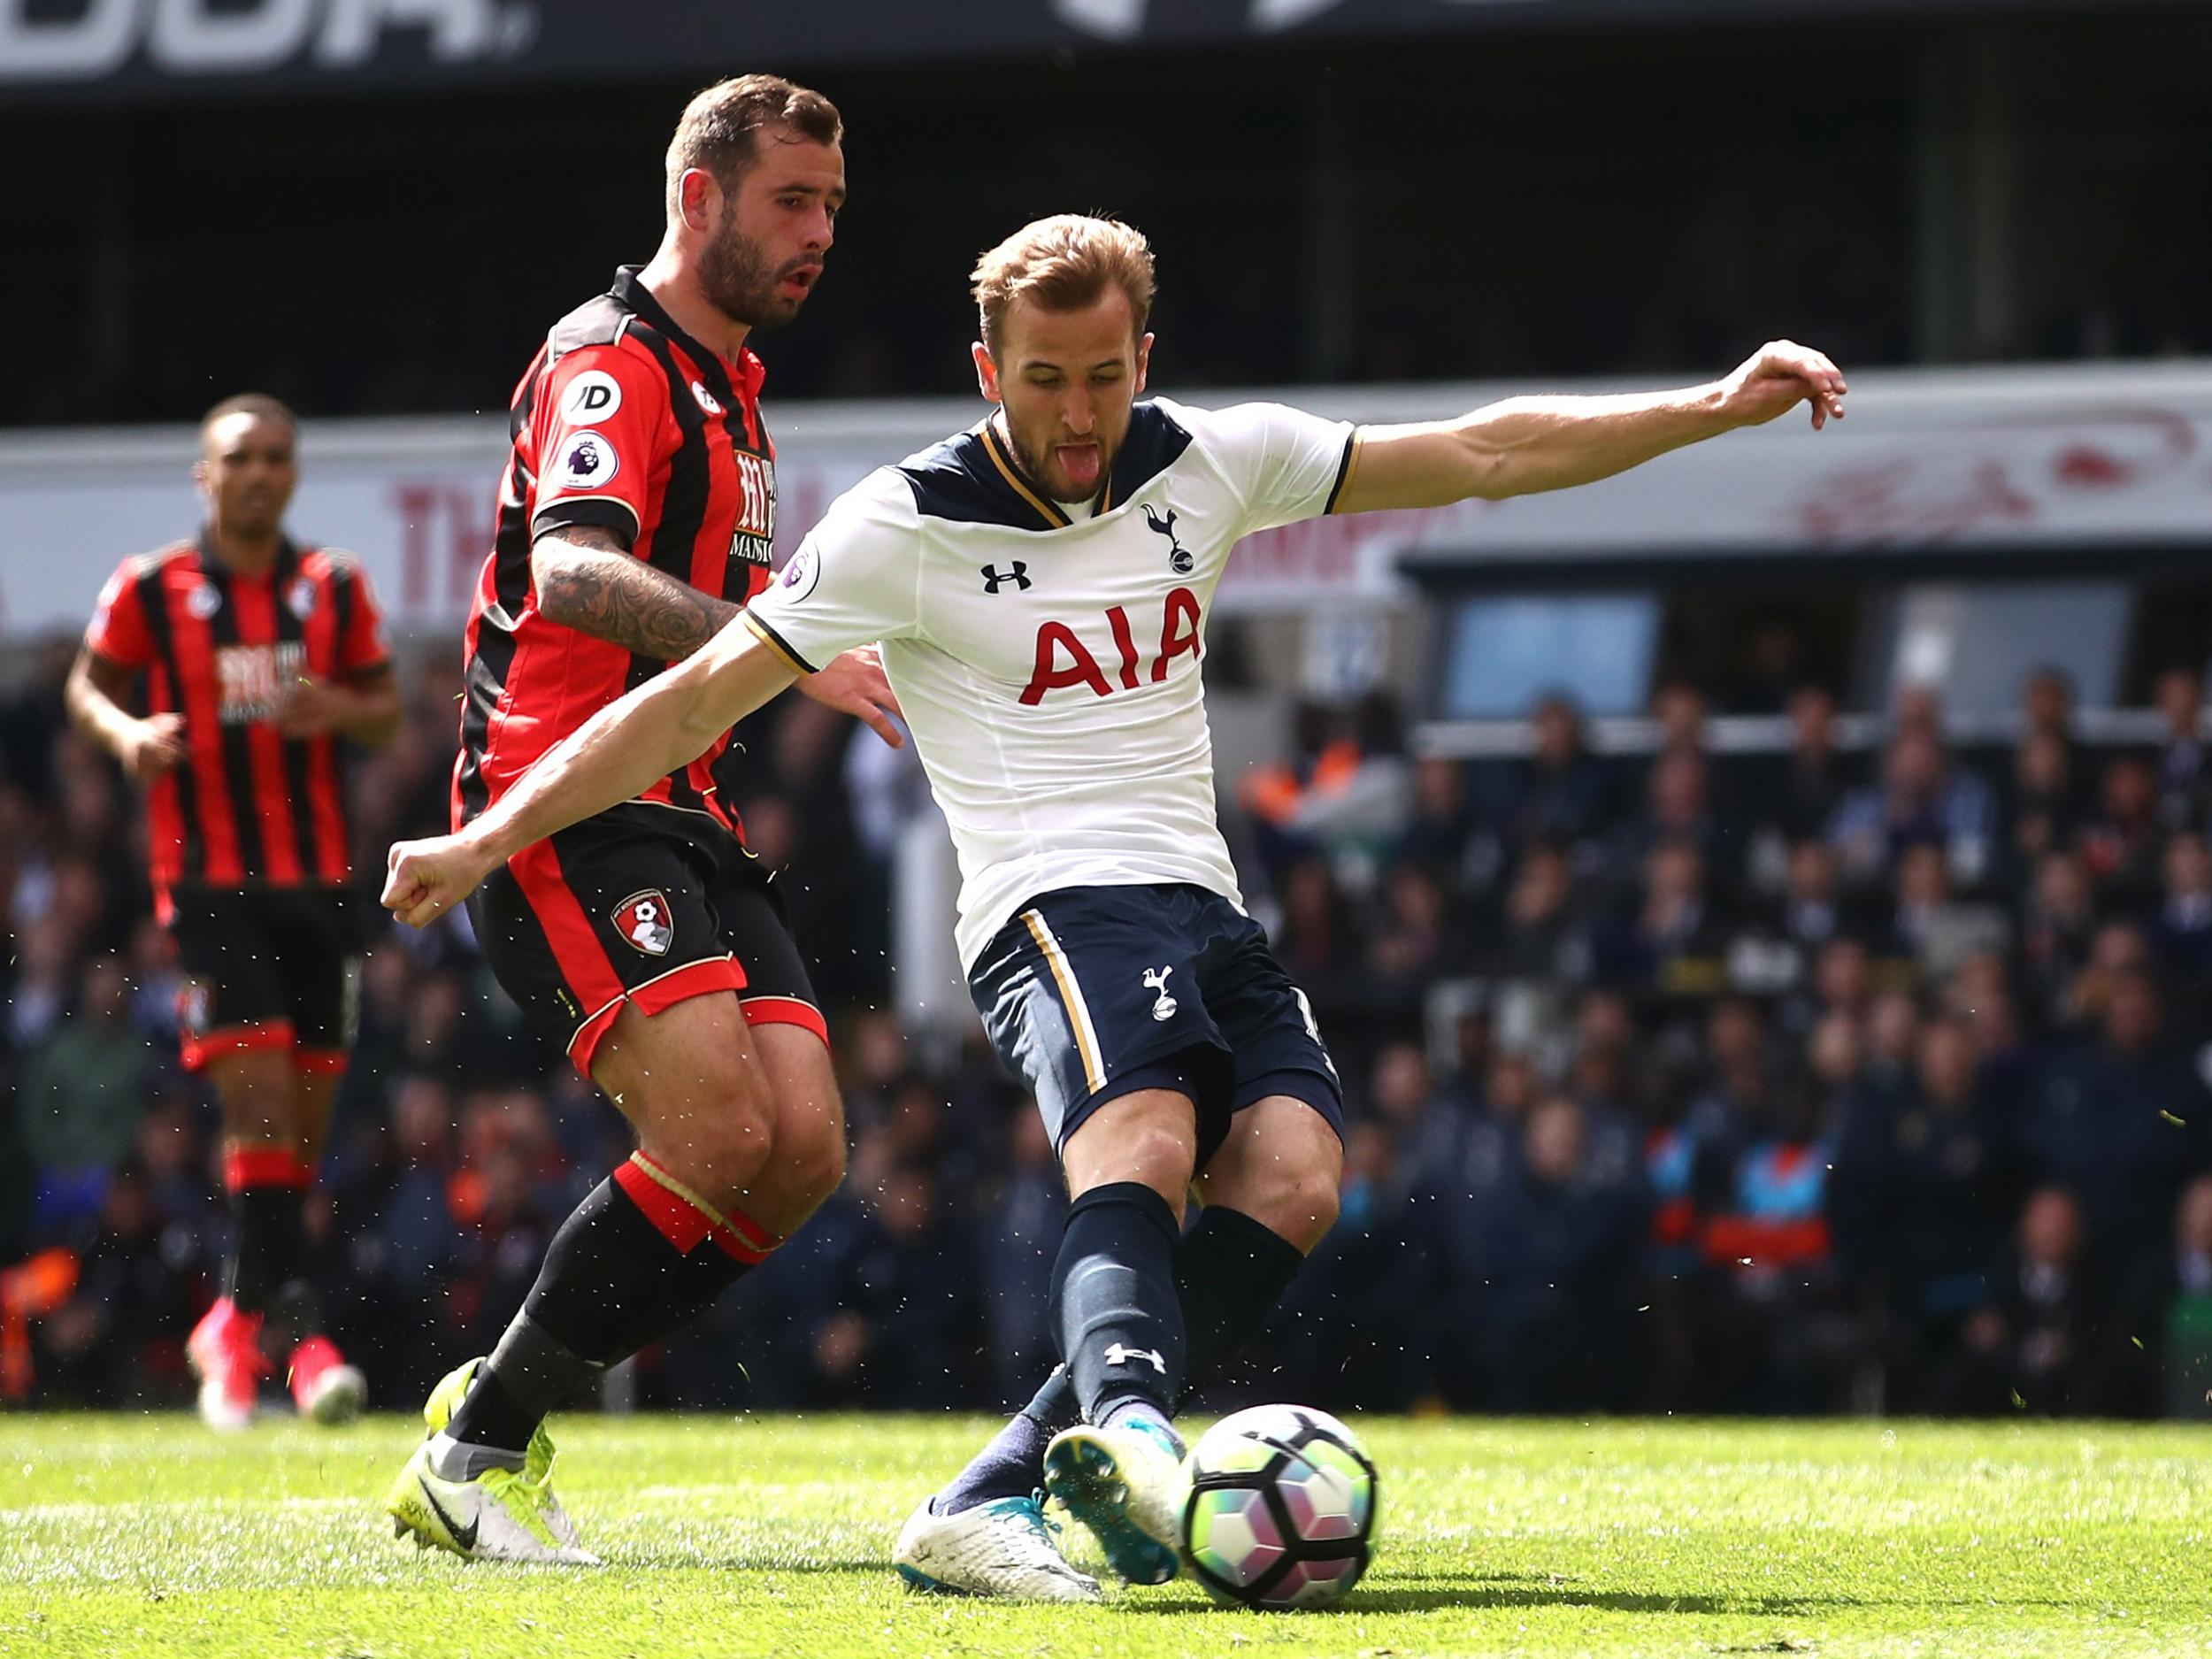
[2,1414,2206,1657]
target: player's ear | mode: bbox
[677,167,718,233]
[1134,332,1153,396]
[972,342,1002,405]
[190,457,211,498]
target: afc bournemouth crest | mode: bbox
[613,889,674,956]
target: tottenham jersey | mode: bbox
[742,396,1358,971]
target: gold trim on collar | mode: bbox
[981,424,1072,529]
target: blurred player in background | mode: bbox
[65,393,399,1429]
[383,73,902,1565]
[381,214,1845,1592]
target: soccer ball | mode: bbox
[1180,1403,1379,1610]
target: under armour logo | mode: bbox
[1104,1342,1167,1374]
[1142,965,1178,1022]
[1142,503,1193,574]
[981,562,1032,594]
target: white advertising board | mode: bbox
[3,361,2209,641]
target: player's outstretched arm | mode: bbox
[381,618,799,927]
[1333,341,1847,514]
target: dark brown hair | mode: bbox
[665,73,842,211]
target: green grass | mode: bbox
[2,1413,2207,1658]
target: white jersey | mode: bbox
[741,396,1357,971]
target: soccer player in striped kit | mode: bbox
[68,392,399,1430]
[381,74,901,1564]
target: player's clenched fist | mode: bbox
[382,833,495,928]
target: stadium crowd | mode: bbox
[5,635,2212,1421]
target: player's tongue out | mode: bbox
[1057,443,1102,493]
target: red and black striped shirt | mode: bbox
[453,266,780,839]
[85,534,390,897]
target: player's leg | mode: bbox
[172,888,299,1428]
[439,987,782,1465]
[1036,1087,1202,1586]
[928,905,1344,1540]
[1179,1089,1344,1386]
[271,898,367,1424]
[714,867,847,1242]
[902,891,1218,1596]
[391,830,774,1562]
[985,1087,1340,1455]
[1054,1088,1200,1432]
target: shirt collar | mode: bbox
[610,265,765,405]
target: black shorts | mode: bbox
[968,882,1344,1167]
[469,803,824,1078]
[165,883,366,1075]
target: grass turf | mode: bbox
[1,1413,2206,1657]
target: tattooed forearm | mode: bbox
[531,527,741,662]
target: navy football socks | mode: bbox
[1052,1180,1187,1431]
[936,1204,1307,1513]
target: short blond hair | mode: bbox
[971,215,1156,357]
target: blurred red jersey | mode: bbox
[84,536,389,901]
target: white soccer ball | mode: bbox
[1180,1402,1379,1610]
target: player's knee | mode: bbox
[1245,1160,1340,1254]
[1119,1124,1200,1201]
[641,1068,777,1204]
[785,1111,848,1210]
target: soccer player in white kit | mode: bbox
[383,215,1847,1596]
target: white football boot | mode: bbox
[384,1358,599,1566]
[893,1493,1102,1601]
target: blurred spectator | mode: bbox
[1428,1094,1648,1411]
[30,1161,205,1406]
[1751,685,1856,848]
[1587,839,1729,1000]
[15,956,156,1202]
[2153,833,2212,1004]
[1492,841,1583,981]
[2008,731,2085,870]
[2024,968,2212,1259]
[1936,1187,2150,1417]
[2022,666,2081,766]
[2077,756,2162,909]
[1501,695,1618,859]
[2018,850,2100,1030]
[1881,841,2010,979]
[1828,728,1997,889]
[2151,665,2209,831]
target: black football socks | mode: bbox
[221,1146,310,1317]
[438,1153,773,1473]
[1171,1203,1305,1394]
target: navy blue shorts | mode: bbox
[967,883,1344,1167]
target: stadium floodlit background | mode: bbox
[4,0,2212,1432]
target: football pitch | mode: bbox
[2,1414,2205,1658]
